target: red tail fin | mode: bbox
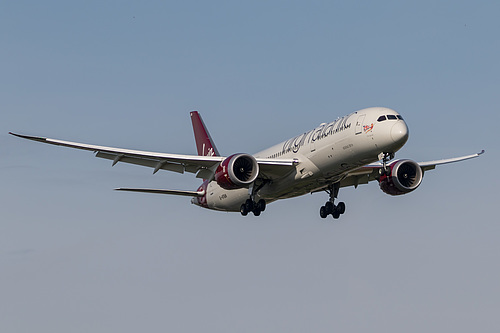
[190,111,220,157]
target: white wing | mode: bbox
[338,150,485,188]
[416,150,485,171]
[115,188,205,197]
[9,132,297,180]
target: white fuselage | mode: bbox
[195,107,409,211]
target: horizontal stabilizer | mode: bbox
[115,188,204,197]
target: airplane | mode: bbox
[10,107,484,219]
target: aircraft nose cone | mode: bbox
[391,121,409,144]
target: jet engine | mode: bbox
[379,159,423,196]
[215,153,259,190]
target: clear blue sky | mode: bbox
[1,1,498,332]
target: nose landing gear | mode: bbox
[378,152,395,176]
[320,182,346,219]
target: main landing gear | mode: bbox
[320,182,346,219]
[240,198,266,216]
[240,181,267,216]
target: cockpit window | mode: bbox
[377,115,387,122]
[397,115,403,120]
[387,115,397,120]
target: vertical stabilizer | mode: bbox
[190,111,220,157]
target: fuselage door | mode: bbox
[355,114,366,135]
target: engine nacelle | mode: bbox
[379,159,423,196]
[215,153,259,190]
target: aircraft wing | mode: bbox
[9,132,297,180]
[415,150,485,171]
[115,188,205,197]
[338,150,485,189]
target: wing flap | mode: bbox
[339,171,376,188]
[255,158,298,179]
[95,152,186,174]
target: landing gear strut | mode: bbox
[320,182,346,219]
[240,181,267,216]
[379,152,394,176]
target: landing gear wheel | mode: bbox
[337,202,346,215]
[240,204,249,216]
[257,199,266,212]
[332,210,341,219]
[378,167,391,176]
[325,201,334,214]
[241,198,266,217]
[245,199,254,212]
[320,206,328,218]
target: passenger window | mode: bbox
[387,115,397,120]
[377,115,387,122]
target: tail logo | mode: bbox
[203,143,216,157]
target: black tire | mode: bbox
[332,210,341,219]
[325,201,334,214]
[257,199,266,212]
[337,202,346,215]
[320,206,328,218]
[253,208,261,216]
[240,204,248,216]
[245,199,254,212]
